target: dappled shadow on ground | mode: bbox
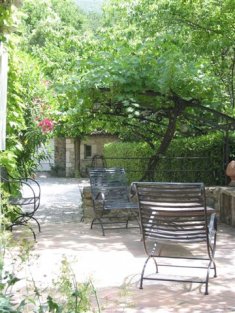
[13,177,235,312]
[36,223,143,256]
[95,284,235,313]
[29,221,235,313]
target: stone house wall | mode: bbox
[79,134,118,175]
[53,138,66,176]
[54,134,118,177]
[66,138,76,177]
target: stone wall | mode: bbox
[66,138,75,177]
[79,134,118,175]
[54,135,118,177]
[54,137,76,177]
[82,185,231,223]
[54,138,66,176]
[81,186,94,219]
[205,186,221,216]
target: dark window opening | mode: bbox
[84,144,92,158]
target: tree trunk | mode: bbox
[141,103,185,181]
[74,137,81,177]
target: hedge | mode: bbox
[104,133,235,186]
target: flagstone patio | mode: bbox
[14,175,235,312]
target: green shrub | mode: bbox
[104,141,153,182]
[0,236,101,313]
[104,133,235,186]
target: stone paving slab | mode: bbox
[16,176,235,312]
[35,175,89,224]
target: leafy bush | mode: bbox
[104,133,235,186]
[0,2,57,178]
[0,189,101,313]
[0,234,101,313]
[104,141,153,182]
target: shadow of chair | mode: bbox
[132,181,217,295]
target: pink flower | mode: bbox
[38,118,54,133]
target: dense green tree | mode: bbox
[1,0,98,175]
[18,0,94,138]
[3,0,235,179]
[59,0,235,179]
[20,0,86,78]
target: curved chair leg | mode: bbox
[204,225,217,295]
[140,256,158,289]
[205,260,212,295]
[30,216,41,232]
[91,217,105,236]
[12,213,41,233]
[10,222,37,241]
[211,233,217,278]
[208,230,217,278]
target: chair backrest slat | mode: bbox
[89,168,130,203]
[89,168,127,186]
[133,182,211,244]
[89,167,127,181]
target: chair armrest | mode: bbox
[95,191,105,201]
[208,212,217,235]
[95,192,105,201]
[129,183,137,198]
[2,174,41,198]
[9,180,36,204]
[22,177,41,198]
[2,176,41,210]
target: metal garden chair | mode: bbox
[132,182,217,295]
[1,172,41,241]
[89,168,139,235]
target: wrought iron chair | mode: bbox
[91,154,107,168]
[1,173,41,241]
[89,168,139,235]
[132,182,217,295]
